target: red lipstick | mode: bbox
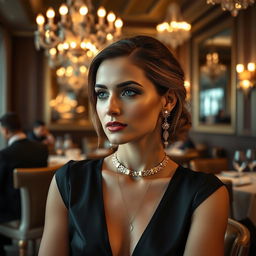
[106,121,127,132]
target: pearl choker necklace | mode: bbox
[112,153,169,177]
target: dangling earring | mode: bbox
[162,110,170,148]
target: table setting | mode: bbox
[216,149,256,225]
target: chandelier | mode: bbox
[35,0,123,91]
[56,64,88,91]
[207,0,255,16]
[156,3,191,49]
[201,52,227,82]
[50,91,86,120]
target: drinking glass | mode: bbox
[246,149,256,172]
[232,150,246,176]
[55,136,64,156]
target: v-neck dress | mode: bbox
[55,158,223,256]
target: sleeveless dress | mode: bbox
[55,158,223,256]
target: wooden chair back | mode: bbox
[13,164,63,230]
[190,157,228,174]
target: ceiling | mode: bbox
[0,0,214,36]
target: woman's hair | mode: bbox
[88,35,191,146]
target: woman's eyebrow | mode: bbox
[95,80,143,89]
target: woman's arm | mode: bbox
[38,175,69,256]
[183,186,229,256]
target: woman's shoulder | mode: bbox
[177,165,223,187]
[55,158,103,180]
[176,166,224,210]
[54,158,104,208]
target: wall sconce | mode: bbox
[236,62,256,93]
[184,80,191,101]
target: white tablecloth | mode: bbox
[217,172,256,225]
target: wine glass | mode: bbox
[55,136,64,156]
[233,150,247,176]
[246,149,256,172]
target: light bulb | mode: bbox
[49,48,57,56]
[36,14,45,25]
[46,8,55,19]
[59,4,68,15]
[97,7,106,17]
[236,64,244,73]
[114,18,123,28]
[79,5,88,16]
[107,12,116,22]
[247,62,255,72]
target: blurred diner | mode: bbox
[0,113,48,254]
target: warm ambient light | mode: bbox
[35,0,123,93]
[184,80,191,101]
[207,0,255,16]
[236,63,256,93]
[156,3,191,49]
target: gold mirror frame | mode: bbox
[192,18,236,134]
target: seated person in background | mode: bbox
[0,113,48,223]
[27,120,55,148]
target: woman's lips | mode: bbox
[106,121,127,132]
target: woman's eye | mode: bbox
[96,91,109,100]
[121,89,138,97]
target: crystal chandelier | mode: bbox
[156,3,191,49]
[207,0,255,16]
[56,64,88,91]
[50,91,86,120]
[35,0,123,90]
[201,52,227,82]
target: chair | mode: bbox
[225,218,250,256]
[0,164,63,256]
[190,157,228,174]
[168,150,200,167]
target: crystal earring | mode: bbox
[162,110,170,148]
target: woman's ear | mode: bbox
[162,90,177,111]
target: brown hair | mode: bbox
[88,35,191,146]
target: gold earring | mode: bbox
[162,110,170,148]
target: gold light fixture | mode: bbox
[184,80,191,101]
[207,0,255,16]
[201,51,227,82]
[236,62,256,93]
[35,0,123,91]
[156,2,191,49]
[50,91,86,120]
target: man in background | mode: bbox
[27,120,55,146]
[0,113,48,253]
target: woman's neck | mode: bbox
[116,139,166,173]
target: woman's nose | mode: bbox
[106,95,121,116]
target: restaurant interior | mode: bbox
[0,0,256,255]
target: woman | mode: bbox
[39,36,229,256]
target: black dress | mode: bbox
[55,159,223,256]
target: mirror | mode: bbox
[44,63,93,130]
[192,19,236,133]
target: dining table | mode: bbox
[217,172,256,226]
[48,148,112,166]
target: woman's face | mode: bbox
[95,56,165,145]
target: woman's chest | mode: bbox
[102,174,171,255]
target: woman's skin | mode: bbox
[38,56,229,256]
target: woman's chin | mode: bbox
[107,136,131,146]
